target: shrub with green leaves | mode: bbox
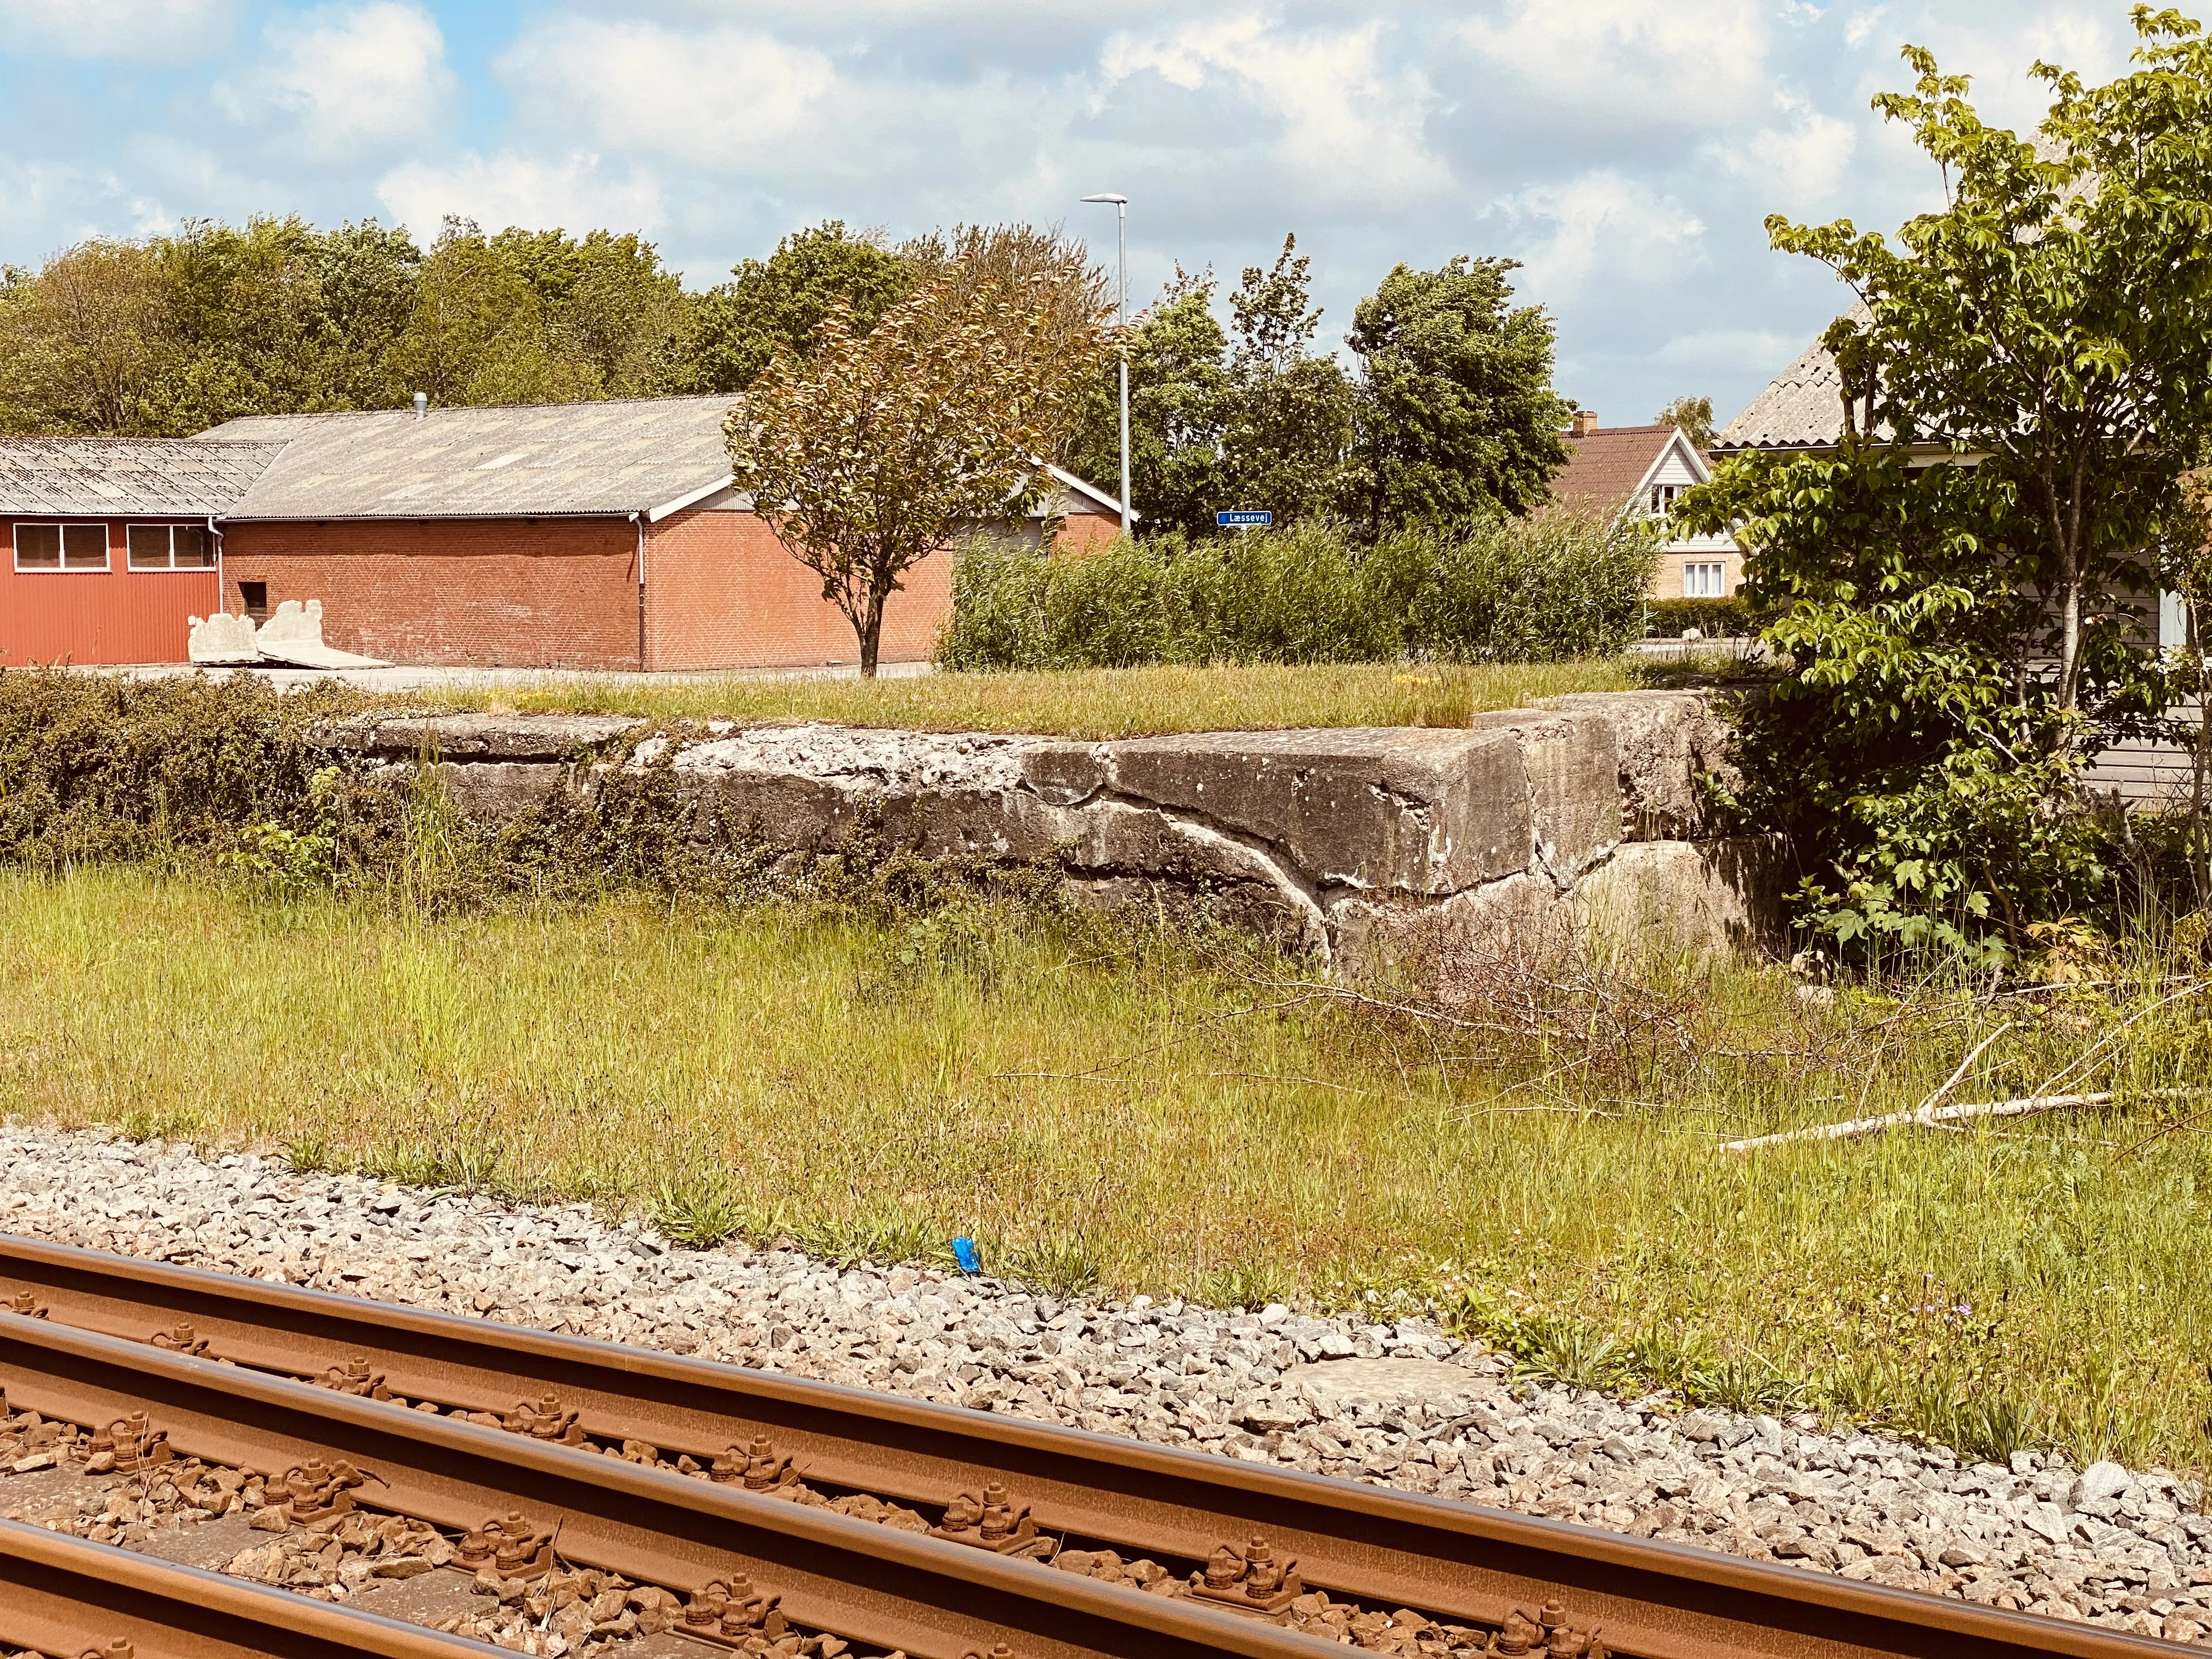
[1645,596,1762,639]
[936,510,1656,671]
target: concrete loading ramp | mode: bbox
[319,690,1783,986]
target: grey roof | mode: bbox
[198,396,742,520]
[0,437,284,517]
[1714,301,1871,452]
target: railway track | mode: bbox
[0,1232,2188,1659]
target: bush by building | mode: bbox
[936,510,1658,671]
[1644,596,1762,639]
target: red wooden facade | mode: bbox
[0,518,221,668]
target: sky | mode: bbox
[0,1,2149,427]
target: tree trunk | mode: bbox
[857,593,884,679]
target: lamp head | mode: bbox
[1078,193,1128,205]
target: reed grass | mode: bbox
[4,866,2208,1471]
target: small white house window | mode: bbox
[1649,484,1681,516]
[127,524,214,571]
[1683,561,1725,598]
[14,523,108,572]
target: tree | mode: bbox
[727,255,1110,675]
[1655,395,1716,450]
[1066,268,1229,538]
[1345,255,1572,528]
[1678,15,2212,959]
[687,222,915,393]
[488,227,692,396]
[1218,235,1355,523]
[0,240,174,433]
[899,224,1109,403]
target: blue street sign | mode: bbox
[1216,510,1273,527]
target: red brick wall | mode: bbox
[1052,509,1122,552]
[644,509,955,670]
[221,519,642,670]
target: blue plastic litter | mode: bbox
[951,1236,981,1275]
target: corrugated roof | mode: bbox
[1552,425,1680,508]
[1714,301,1871,452]
[199,396,743,521]
[0,438,284,517]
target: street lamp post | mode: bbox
[1079,192,1131,536]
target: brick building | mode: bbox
[1550,411,1741,599]
[0,396,1124,670]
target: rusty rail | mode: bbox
[0,1232,2190,1659]
[0,1312,1339,1659]
[0,1516,484,1658]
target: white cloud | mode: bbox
[1842,7,1888,49]
[214,3,455,163]
[1461,0,1770,129]
[1098,13,1447,208]
[496,16,837,162]
[1712,94,1857,204]
[0,0,237,61]
[377,151,667,240]
[1491,171,1707,300]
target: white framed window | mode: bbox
[13,523,108,572]
[126,523,214,571]
[1649,483,1681,516]
[1683,561,1725,598]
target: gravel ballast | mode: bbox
[2,1123,2206,1644]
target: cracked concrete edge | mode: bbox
[335,701,1778,971]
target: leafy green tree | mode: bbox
[727,251,1109,675]
[1345,255,1571,528]
[1066,268,1230,538]
[687,222,914,393]
[0,239,178,435]
[1678,16,2212,960]
[1219,235,1355,523]
[488,227,692,396]
[1655,395,1716,450]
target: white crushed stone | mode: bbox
[2,1122,2207,1644]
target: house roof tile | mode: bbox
[199,396,743,520]
[0,438,285,518]
[1713,301,1870,452]
[1553,425,1681,508]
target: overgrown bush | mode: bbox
[936,509,1657,670]
[0,671,362,867]
[0,670,1081,929]
[1645,596,1761,639]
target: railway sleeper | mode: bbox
[0,1377,1616,1659]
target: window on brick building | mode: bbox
[1683,561,1725,598]
[14,523,108,572]
[126,524,214,570]
[238,580,268,619]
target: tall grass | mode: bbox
[935,511,1660,672]
[6,865,2211,1471]
[460,660,1645,737]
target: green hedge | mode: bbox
[1645,596,1762,639]
[937,512,1661,670]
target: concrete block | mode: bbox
[1570,837,1787,962]
[253,599,391,669]
[1093,727,1531,896]
[188,612,260,666]
[1465,708,1622,879]
[431,761,569,819]
[332,713,646,761]
[1541,691,1740,840]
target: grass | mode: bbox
[409,659,1647,739]
[4,865,2211,1472]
